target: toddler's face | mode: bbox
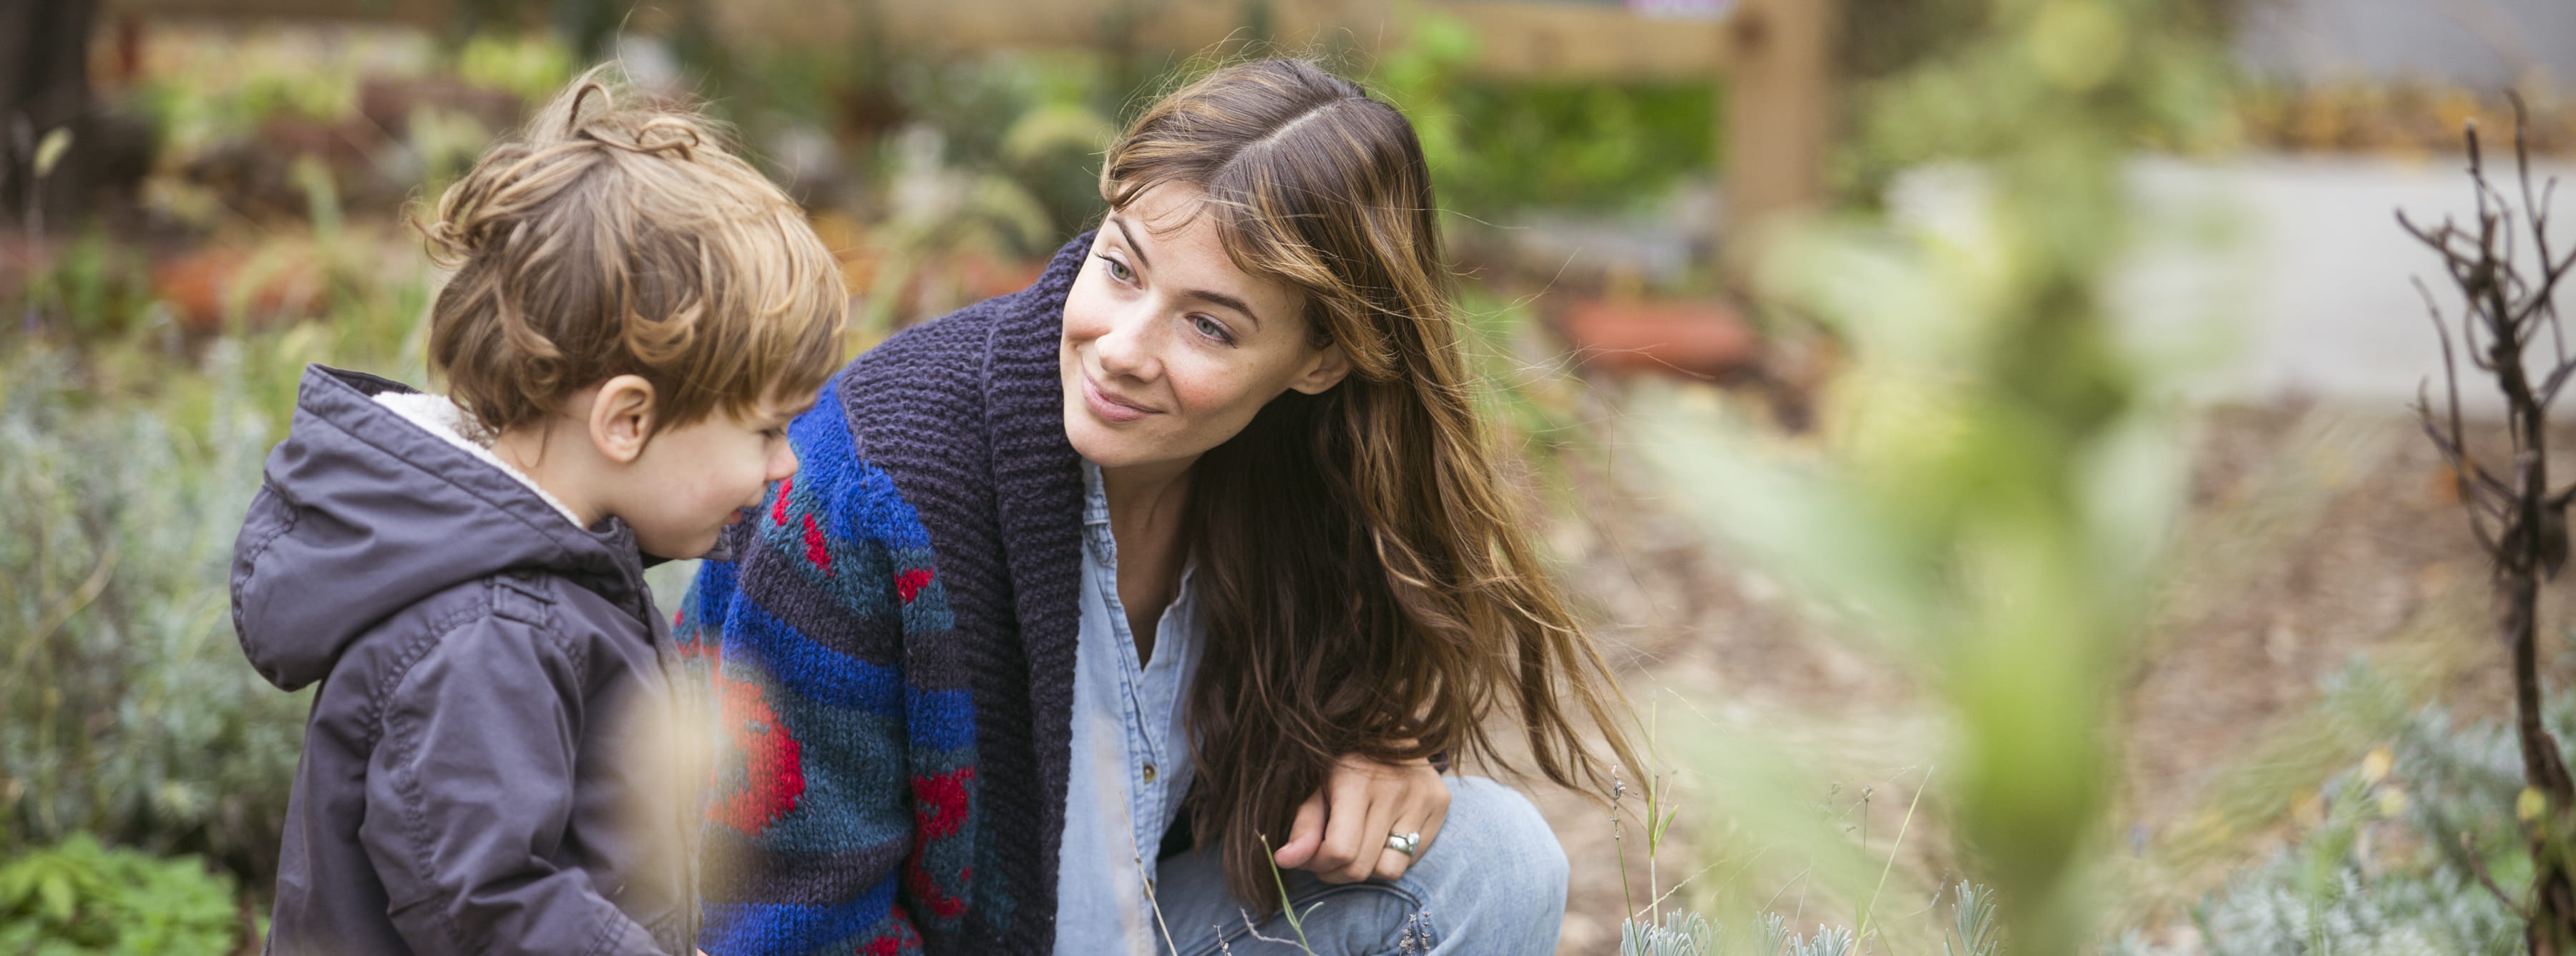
[619,397,806,560]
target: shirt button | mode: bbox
[1142,762,1158,783]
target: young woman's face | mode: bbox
[1060,185,1349,472]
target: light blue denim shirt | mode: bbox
[1053,461,1205,955]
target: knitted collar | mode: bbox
[983,231,1091,542]
[983,232,1095,697]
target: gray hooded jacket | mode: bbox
[233,366,700,956]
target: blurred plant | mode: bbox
[0,832,245,955]
[125,27,424,164]
[2119,676,2546,955]
[1633,0,2235,950]
[1369,12,1716,220]
[0,342,308,883]
[2239,82,2575,157]
[1621,909,1713,956]
[456,29,577,102]
[1946,882,2002,955]
[855,125,1058,335]
[0,247,425,881]
[1617,904,1991,956]
[2399,94,2576,950]
[1833,0,2238,205]
[17,230,157,339]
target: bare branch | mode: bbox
[2466,831,2534,920]
[2409,100,2576,945]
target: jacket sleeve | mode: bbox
[358,608,666,956]
[677,379,967,956]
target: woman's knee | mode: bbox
[1420,776,1567,907]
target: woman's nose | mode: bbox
[1092,306,1160,380]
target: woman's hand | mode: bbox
[1270,752,1450,883]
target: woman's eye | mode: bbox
[1099,255,1134,283]
[1191,315,1234,345]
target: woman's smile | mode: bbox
[1080,370,1159,424]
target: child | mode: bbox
[230,69,845,956]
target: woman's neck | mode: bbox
[1098,457,1196,665]
[1098,457,1195,546]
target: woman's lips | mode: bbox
[1082,374,1155,424]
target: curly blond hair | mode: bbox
[418,67,844,439]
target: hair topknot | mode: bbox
[417,66,845,441]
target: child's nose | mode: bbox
[769,442,800,482]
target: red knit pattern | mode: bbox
[894,569,932,603]
[709,670,805,834]
[803,514,831,573]
[910,767,973,839]
[902,859,969,921]
[856,915,923,955]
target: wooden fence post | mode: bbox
[1719,0,1838,291]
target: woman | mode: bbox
[677,59,1638,956]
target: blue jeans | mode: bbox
[1149,776,1567,955]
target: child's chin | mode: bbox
[637,528,718,562]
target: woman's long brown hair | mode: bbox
[1101,59,1643,905]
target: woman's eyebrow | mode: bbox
[1109,216,1152,271]
[1182,288,1260,327]
[1110,212,1262,328]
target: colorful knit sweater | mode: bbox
[675,234,1095,955]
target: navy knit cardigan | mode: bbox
[676,234,1094,955]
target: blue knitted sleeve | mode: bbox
[673,374,978,956]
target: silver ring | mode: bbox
[1386,831,1421,857]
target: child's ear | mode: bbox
[589,375,659,464]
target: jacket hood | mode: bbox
[232,365,653,691]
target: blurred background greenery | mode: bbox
[5,0,2576,952]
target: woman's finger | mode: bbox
[1371,775,1449,881]
[1414,774,1453,856]
[1328,779,1398,884]
[1271,790,1329,869]
[1370,819,1420,882]
[1310,771,1377,881]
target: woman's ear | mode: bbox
[588,375,659,464]
[1287,343,1352,396]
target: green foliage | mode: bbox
[1639,0,2236,950]
[1834,0,2239,203]
[1623,909,1714,956]
[0,834,245,955]
[698,8,1716,248]
[2159,682,2549,955]
[1947,882,2003,956]
[882,50,1128,240]
[124,29,417,162]
[1620,892,1999,956]
[0,341,309,880]
[19,232,158,339]
[1,254,420,879]
[1370,13,1716,218]
[455,30,577,104]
